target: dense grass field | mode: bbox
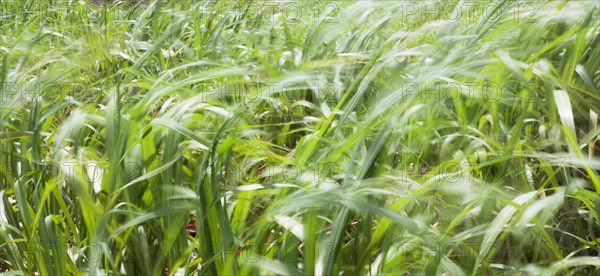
[0,0,599,275]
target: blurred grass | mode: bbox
[0,0,599,275]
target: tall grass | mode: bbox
[0,0,599,275]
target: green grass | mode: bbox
[0,0,599,275]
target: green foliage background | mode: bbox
[0,0,599,275]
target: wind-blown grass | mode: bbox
[0,0,599,275]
